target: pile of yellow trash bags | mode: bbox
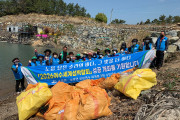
[16,68,157,120]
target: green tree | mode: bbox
[95,13,107,23]
[166,15,173,24]
[111,19,126,24]
[145,19,151,24]
[159,14,166,24]
[152,19,159,24]
[173,16,180,23]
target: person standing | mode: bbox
[129,39,140,53]
[142,36,153,51]
[155,31,168,70]
[50,52,60,65]
[11,58,25,94]
[59,46,68,63]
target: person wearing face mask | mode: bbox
[129,39,140,53]
[120,42,128,54]
[75,54,83,62]
[64,55,72,64]
[11,58,25,94]
[155,31,168,70]
[50,52,60,65]
[142,36,153,51]
[104,48,111,58]
[98,53,103,59]
[92,53,98,60]
[69,52,75,62]
[59,46,68,63]
[37,54,46,66]
[112,48,119,57]
[28,56,37,66]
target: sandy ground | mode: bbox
[0,52,180,120]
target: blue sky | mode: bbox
[64,0,180,24]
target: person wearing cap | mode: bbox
[98,53,103,59]
[120,42,128,54]
[50,52,60,65]
[28,56,37,66]
[129,39,140,53]
[82,52,88,61]
[112,48,119,57]
[75,54,83,62]
[86,52,93,61]
[59,46,68,62]
[142,36,153,51]
[64,55,72,64]
[11,58,25,93]
[155,31,169,70]
[37,54,46,66]
[35,49,52,65]
[92,53,98,60]
[104,48,111,58]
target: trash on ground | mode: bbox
[115,69,157,100]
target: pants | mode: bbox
[16,77,25,92]
[156,50,164,69]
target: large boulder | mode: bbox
[151,37,158,44]
[169,37,179,44]
[167,30,178,37]
[151,32,160,37]
[173,40,180,50]
[167,45,178,53]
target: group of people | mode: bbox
[11,31,168,93]
[27,36,155,66]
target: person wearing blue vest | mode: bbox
[50,52,60,65]
[111,48,119,57]
[142,36,153,51]
[35,49,52,65]
[64,55,73,64]
[119,42,128,54]
[98,53,103,59]
[75,54,83,62]
[92,53,98,60]
[129,39,140,53]
[82,52,88,61]
[11,58,25,94]
[86,52,93,61]
[155,31,168,70]
[104,48,111,57]
[36,54,46,66]
[28,56,37,66]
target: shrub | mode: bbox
[95,13,107,23]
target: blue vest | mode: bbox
[143,43,152,51]
[64,61,72,64]
[156,37,168,51]
[30,62,37,67]
[131,44,139,53]
[52,58,60,65]
[11,63,23,80]
[75,59,83,62]
[36,61,46,66]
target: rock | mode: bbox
[167,30,178,37]
[177,31,180,38]
[167,45,178,53]
[151,32,160,37]
[173,40,180,50]
[151,37,158,44]
[169,37,179,44]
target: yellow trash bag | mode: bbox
[16,83,52,120]
[114,69,157,100]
